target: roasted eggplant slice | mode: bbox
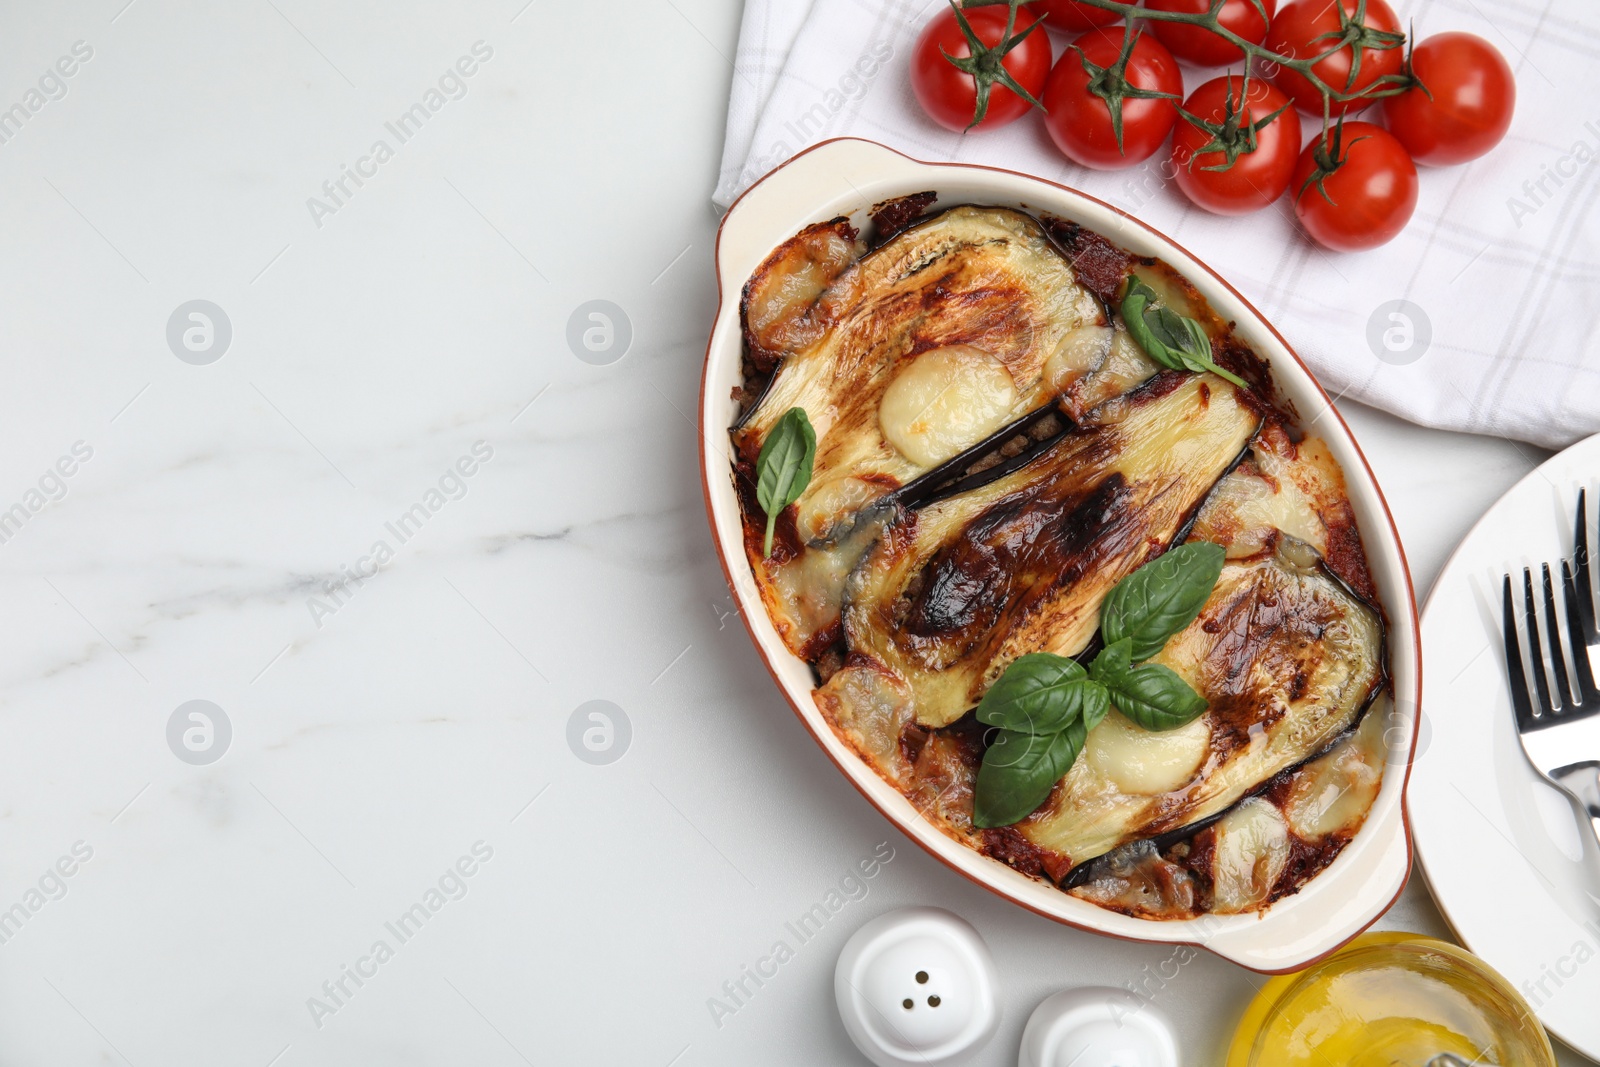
[1189,423,1348,560]
[735,206,1111,655]
[741,217,865,374]
[1069,840,1201,919]
[835,375,1260,729]
[1071,692,1391,919]
[735,206,1104,539]
[1188,419,1381,602]
[1019,539,1384,868]
[1051,320,1159,423]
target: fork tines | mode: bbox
[1577,486,1597,640]
[1503,490,1600,731]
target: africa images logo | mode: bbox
[706,842,896,1029]
[306,841,494,1029]
[305,441,494,628]
[305,41,494,229]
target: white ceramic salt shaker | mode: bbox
[1017,987,1178,1067]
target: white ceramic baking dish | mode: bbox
[698,137,1420,973]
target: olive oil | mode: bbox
[1227,933,1554,1067]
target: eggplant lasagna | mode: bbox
[729,199,1389,921]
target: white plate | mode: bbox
[1412,433,1600,1057]
[700,138,1421,973]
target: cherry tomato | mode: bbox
[1172,76,1303,215]
[1382,32,1515,165]
[1042,27,1183,169]
[1029,0,1120,32]
[1146,0,1276,67]
[1265,0,1404,116]
[1292,121,1418,250]
[911,5,1052,131]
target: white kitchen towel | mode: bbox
[712,0,1600,449]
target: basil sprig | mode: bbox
[754,406,816,558]
[971,541,1225,829]
[1088,637,1208,731]
[1100,540,1226,661]
[1120,276,1247,389]
[975,653,1107,735]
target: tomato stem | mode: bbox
[1398,23,1433,102]
[943,0,1048,129]
[960,0,1419,139]
[1295,116,1370,204]
[1071,22,1180,154]
[1173,69,1291,173]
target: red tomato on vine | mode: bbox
[1172,76,1302,214]
[1042,26,1183,169]
[1265,0,1406,116]
[911,2,1052,131]
[1146,0,1277,67]
[1292,121,1418,250]
[1382,32,1515,165]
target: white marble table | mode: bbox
[0,1,1584,1064]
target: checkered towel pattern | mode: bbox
[712,0,1600,449]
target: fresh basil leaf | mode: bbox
[1089,635,1134,684]
[1119,277,1177,370]
[1100,542,1227,662]
[975,653,1090,735]
[754,407,817,557]
[1103,661,1208,731]
[972,719,1088,829]
[1173,315,1216,376]
[1119,276,1247,389]
[1080,680,1111,734]
[1142,302,1191,359]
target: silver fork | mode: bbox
[1501,488,1600,845]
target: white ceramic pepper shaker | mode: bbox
[835,906,1001,1067]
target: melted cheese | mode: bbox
[1084,710,1210,795]
[879,345,1018,467]
[1044,324,1113,394]
[1193,467,1325,559]
[766,505,895,651]
[1058,324,1160,421]
[794,473,887,544]
[1210,797,1291,914]
[1283,696,1387,841]
[1191,435,1351,561]
[813,661,916,788]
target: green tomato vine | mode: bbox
[958,0,1416,168]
